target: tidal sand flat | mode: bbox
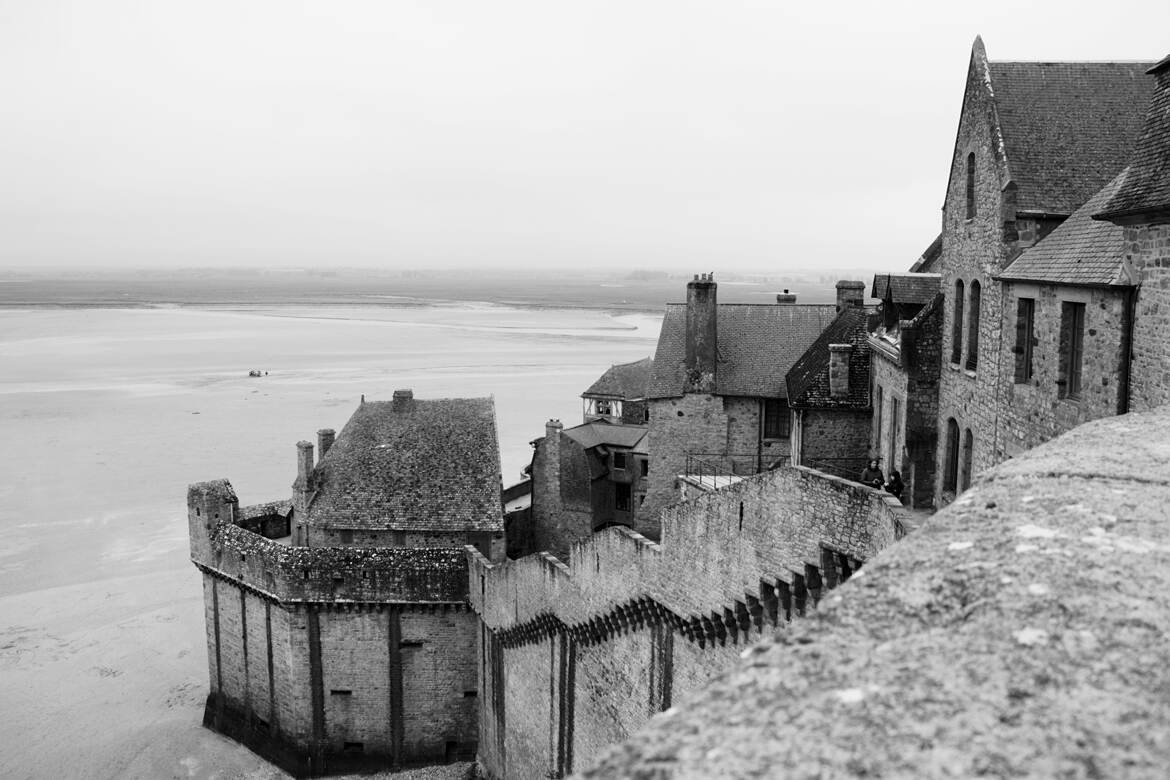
[0,302,659,779]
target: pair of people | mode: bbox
[859,459,903,499]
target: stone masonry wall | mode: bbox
[468,465,905,778]
[1128,222,1170,410]
[936,49,1023,505]
[642,394,786,534]
[996,282,1129,458]
[797,409,870,473]
[531,430,594,562]
[190,479,477,775]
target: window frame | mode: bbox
[965,280,981,371]
[762,398,790,440]
[1014,297,1035,383]
[1059,301,1085,400]
[951,280,965,365]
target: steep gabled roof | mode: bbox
[647,303,837,399]
[988,59,1152,215]
[999,169,1131,287]
[785,307,873,410]
[871,273,942,305]
[582,357,653,400]
[307,397,503,532]
[909,234,943,273]
[1096,56,1170,223]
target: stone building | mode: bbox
[639,274,839,528]
[527,417,649,562]
[932,37,1151,505]
[866,272,943,508]
[784,287,874,479]
[1094,54,1170,412]
[189,391,505,775]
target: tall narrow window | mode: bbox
[1059,302,1085,399]
[951,280,965,364]
[763,398,790,439]
[1014,297,1035,383]
[874,385,883,458]
[965,153,976,219]
[943,418,960,493]
[960,429,974,492]
[965,280,981,371]
[889,397,901,472]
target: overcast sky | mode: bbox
[1,1,1167,273]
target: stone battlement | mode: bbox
[470,463,904,638]
[586,406,1170,777]
[189,479,468,606]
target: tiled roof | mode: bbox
[582,357,653,399]
[562,421,648,451]
[989,60,1152,215]
[1000,170,1131,286]
[307,397,503,532]
[1096,58,1170,221]
[647,303,837,399]
[785,307,873,410]
[871,273,941,305]
[909,234,943,273]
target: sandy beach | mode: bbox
[0,302,659,778]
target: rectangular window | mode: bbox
[1059,302,1085,399]
[1014,297,1035,383]
[615,483,631,511]
[889,397,900,471]
[640,459,649,477]
[612,451,627,471]
[763,399,790,440]
[330,689,353,697]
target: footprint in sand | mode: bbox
[92,665,122,678]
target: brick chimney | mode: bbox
[685,273,718,393]
[317,428,335,461]
[392,388,414,412]
[829,345,852,399]
[835,280,866,313]
[776,289,797,304]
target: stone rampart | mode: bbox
[586,405,1170,778]
[469,464,904,778]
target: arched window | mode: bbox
[951,280,964,365]
[966,280,981,371]
[943,418,960,493]
[965,152,976,219]
[960,429,974,492]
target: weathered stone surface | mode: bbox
[582,407,1170,779]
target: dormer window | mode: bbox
[965,152,976,219]
[612,452,627,471]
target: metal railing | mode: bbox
[683,452,764,490]
[804,457,874,483]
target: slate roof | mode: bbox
[562,421,649,451]
[909,234,943,273]
[988,60,1152,215]
[582,357,653,400]
[1096,57,1170,221]
[1000,169,1131,287]
[871,273,942,305]
[785,307,873,410]
[647,303,837,399]
[307,397,503,532]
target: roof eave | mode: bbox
[1092,205,1170,226]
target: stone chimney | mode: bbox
[392,388,414,412]
[685,273,718,393]
[292,440,315,527]
[317,429,335,461]
[829,344,852,399]
[776,289,797,304]
[294,441,314,490]
[836,280,866,313]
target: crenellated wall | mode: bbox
[468,464,905,778]
[189,480,477,777]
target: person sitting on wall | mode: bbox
[859,459,884,489]
[884,470,904,500]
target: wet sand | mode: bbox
[0,303,659,778]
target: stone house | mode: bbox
[933,37,1151,505]
[189,391,505,774]
[865,271,943,508]
[639,274,839,531]
[784,289,874,480]
[527,417,649,561]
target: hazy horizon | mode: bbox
[2,1,1168,273]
